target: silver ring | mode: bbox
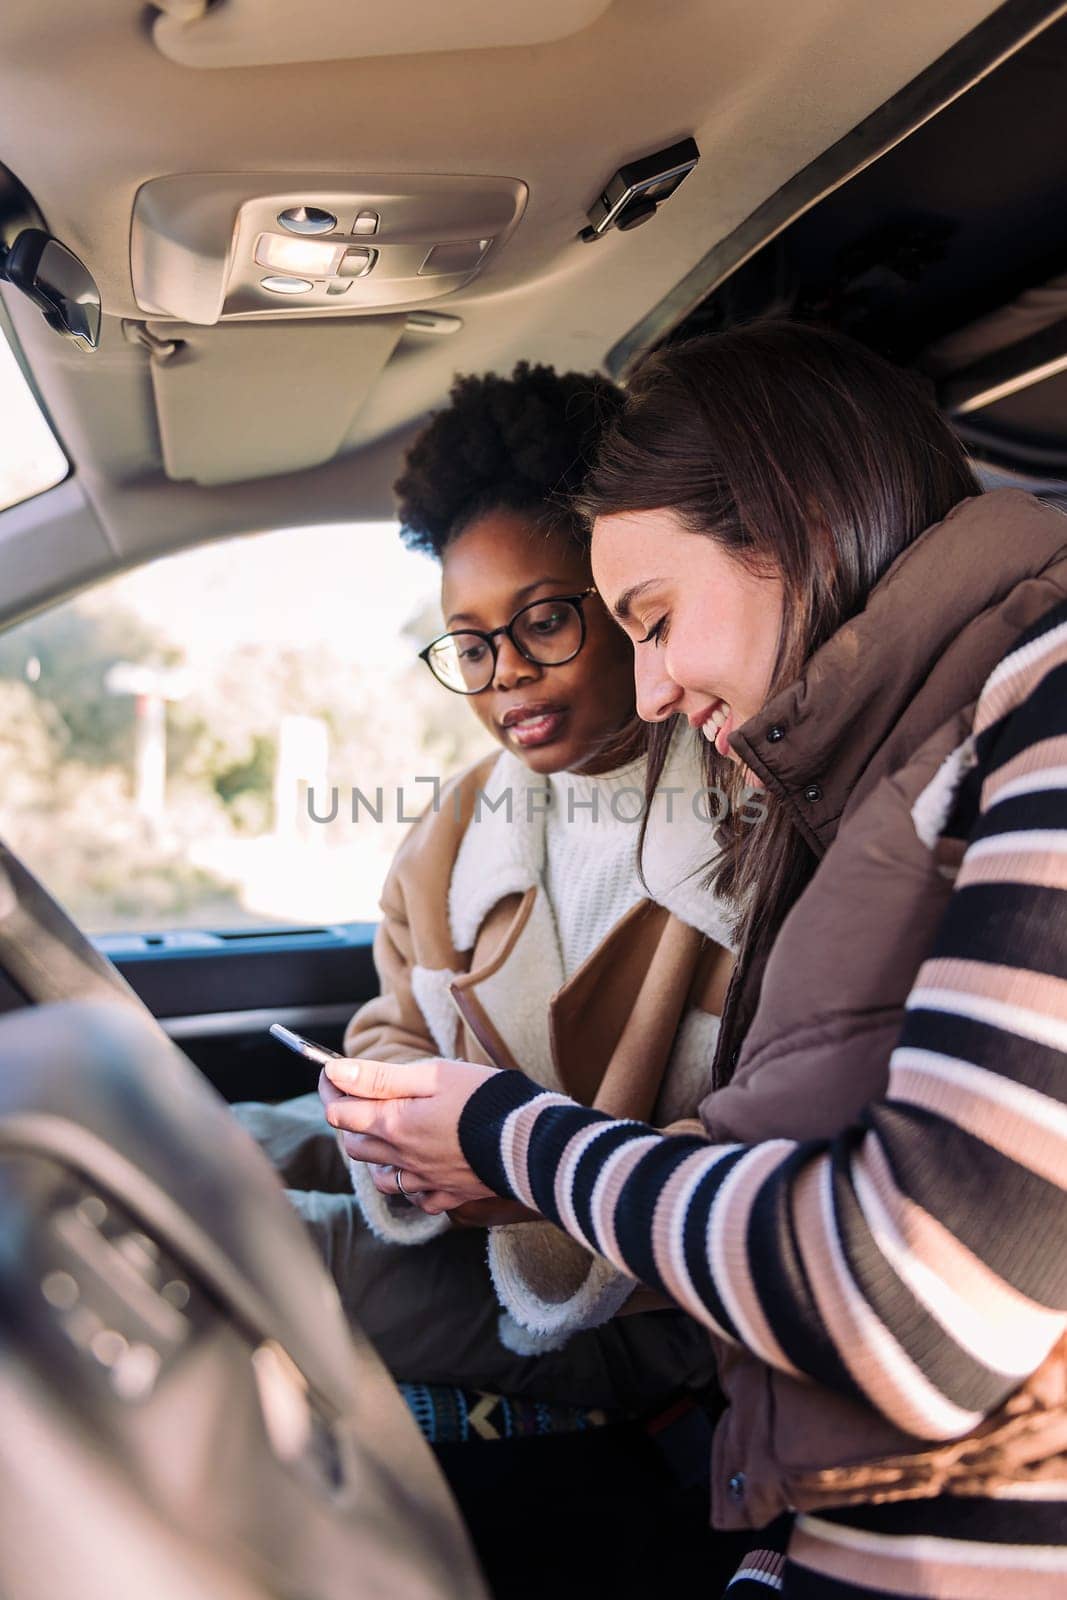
[395,1168,414,1199]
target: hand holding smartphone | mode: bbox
[270,1024,399,1196]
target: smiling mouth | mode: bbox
[692,699,734,757]
[500,703,569,748]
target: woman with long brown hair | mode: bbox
[323,321,1067,1597]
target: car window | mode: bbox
[0,317,68,511]
[0,523,493,932]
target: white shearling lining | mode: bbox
[345,1146,450,1246]
[496,1312,570,1355]
[911,736,977,849]
[442,747,564,1085]
[410,963,464,1058]
[448,750,544,953]
[488,1221,637,1342]
[654,1006,722,1127]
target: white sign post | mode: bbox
[104,662,191,821]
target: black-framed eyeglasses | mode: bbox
[418,588,598,695]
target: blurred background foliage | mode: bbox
[0,570,491,931]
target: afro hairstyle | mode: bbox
[394,361,624,559]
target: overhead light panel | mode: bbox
[277,205,337,235]
[336,247,376,279]
[131,172,527,322]
[260,275,314,295]
[254,232,345,277]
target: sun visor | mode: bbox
[149,0,613,69]
[145,315,404,486]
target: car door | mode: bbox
[97,920,379,1102]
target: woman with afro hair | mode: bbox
[239,362,734,1422]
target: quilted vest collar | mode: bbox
[731,489,1067,857]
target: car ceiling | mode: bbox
[0,0,1031,624]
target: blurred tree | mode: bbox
[0,595,178,769]
[0,679,60,809]
[212,732,278,831]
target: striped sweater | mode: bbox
[458,600,1067,1450]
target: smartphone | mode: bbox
[268,1022,344,1068]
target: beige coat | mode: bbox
[344,741,733,1345]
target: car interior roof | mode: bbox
[0,0,1053,628]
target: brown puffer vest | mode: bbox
[697,488,1067,1531]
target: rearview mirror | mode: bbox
[1,228,101,351]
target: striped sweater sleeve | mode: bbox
[458,601,1067,1442]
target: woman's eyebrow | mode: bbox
[446,576,575,628]
[612,579,659,621]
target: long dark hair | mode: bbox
[578,319,981,958]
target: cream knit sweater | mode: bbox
[542,755,648,979]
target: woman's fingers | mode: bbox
[326,1092,408,1151]
[318,1065,346,1111]
[325,1093,381,1135]
[369,1163,435,1197]
[324,1054,502,1201]
[340,1131,403,1167]
[417,1191,469,1214]
[324,1057,440,1100]
[366,1172,471,1213]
